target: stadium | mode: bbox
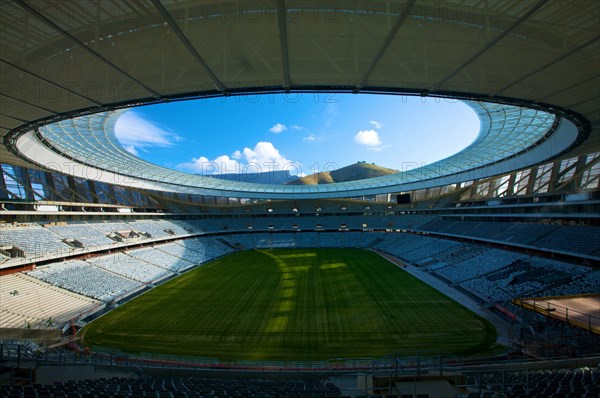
[0,1,599,397]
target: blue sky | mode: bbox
[114,93,480,177]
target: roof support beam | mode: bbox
[431,0,549,91]
[495,35,600,96]
[15,0,162,99]
[0,113,29,124]
[151,0,227,92]
[356,0,416,91]
[276,0,292,90]
[537,73,600,103]
[0,114,26,125]
[565,95,599,110]
[0,93,57,114]
[0,58,103,107]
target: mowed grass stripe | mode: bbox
[81,249,497,360]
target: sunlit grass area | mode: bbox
[81,248,497,361]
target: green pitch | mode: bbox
[81,249,497,360]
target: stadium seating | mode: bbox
[28,260,143,302]
[128,219,193,238]
[481,222,559,245]
[419,220,600,258]
[465,367,600,398]
[371,232,598,306]
[0,376,342,398]
[0,225,71,258]
[127,246,195,273]
[85,221,135,233]
[46,223,115,247]
[176,237,234,260]
[435,249,527,283]
[125,220,174,238]
[88,253,174,283]
[1,221,595,358]
[0,273,102,329]
[462,221,515,240]
[532,225,600,257]
[1,218,598,265]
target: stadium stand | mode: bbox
[1,1,599,391]
[533,225,600,257]
[88,253,174,284]
[464,222,559,245]
[0,376,342,398]
[124,220,174,239]
[128,219,193,238]
[46,223,116,248]
[0,225,71,258]
[465,367,600,398]
[462,221,516,240]
[85,221,136,234]
[28,260,143,302]
[126,246,195,273]
[459,256,592,303]
[0,273,102,329]
[176,237,234,260]
[434,249,527,284]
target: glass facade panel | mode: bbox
[1,165,28,199]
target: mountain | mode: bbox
[206,170,296,185]
[286,162,398,185]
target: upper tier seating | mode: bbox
[127,219,193,238]
[85,221,135,233]
[533,225,600,257]
[0,226,71,258]
[477,222,560,245]
[47,223,115,247]
[2,217,599,265]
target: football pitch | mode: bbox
[81,248,497,361]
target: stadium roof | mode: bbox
[13,101,577,198]
[1,1,598,197]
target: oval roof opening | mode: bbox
[114,94,480,185]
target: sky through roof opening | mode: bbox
[115,93,480,180]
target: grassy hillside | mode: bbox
[81,249,497,361]
[287,162,398,185]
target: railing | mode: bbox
[0,342,462,373]
[514,296,600,334]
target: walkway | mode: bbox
[374,250,513,347]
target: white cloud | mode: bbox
[176,141,297,175]
[303,134,317,142]
[243,142,294,170]
[269,123,287,134]
[370,120,383,129]
[291,125,303,131]
[123,145,139,156]
[354,129,382,147]
[115,111,180,154]
[367,145,389,152]
[179,155,242,175]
